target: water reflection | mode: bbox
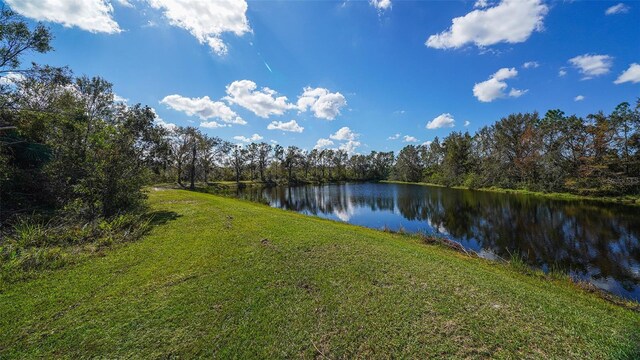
[235,183,640,301]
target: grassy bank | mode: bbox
[381,180,640,206]
[1,189,638,358]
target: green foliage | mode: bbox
[0,212,152,283]
[391,102,640,196]
[0,9,52,70]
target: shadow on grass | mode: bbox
[148,210,181,226]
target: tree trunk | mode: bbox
[190,144,196,190]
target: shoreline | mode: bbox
[380,180,640,206]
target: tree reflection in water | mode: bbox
[236,183,640,301]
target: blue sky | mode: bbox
[5,0,640,153]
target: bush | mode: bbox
[0,212,152,284]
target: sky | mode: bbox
[4,0,640,154]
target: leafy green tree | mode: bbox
[394,145,423,182]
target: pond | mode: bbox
[230,182,640,301]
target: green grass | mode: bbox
[1,189,638,358]
[381,180,640,206]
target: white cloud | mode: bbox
[403,135,419,143]
[388,133,401,140]
[464,120,471,127]
[422,140,433,147]
[115,0,134,8]
[200,121,227,128]
[473,67,525,102]
[297,87,347,120]
[314,138,334,149]
[234,134,263,143]
[474,0,490,8]
[425,0,548,49]
[523,61,539,69]
[113,94,129,103]
[427,113,455,129]
[0,72,25,86]
[370,0,392,11]
[147,0,250,55]
[151,108,177,131]
[330,127,357,141]
[267,120,304,133]
[558,69,567,77]
[160,94,246,125]
[605,3,630,15]
[574,95,585,101]
[614,63,640,84]
[339,140,361,155]
[569,54,613,79]
[225,80,292,118]
[508,88,528,97]
[6,0,121,33]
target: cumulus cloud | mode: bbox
[370,0,392,11]
[425,0,548,49]
[605,3,630,15]
[151,108,177,131]
[313,127,361,154]
[422,140,433,147]
[314,138,334,149]
[224,80,292,118]
[147,0,250,55]
[339,140,361,155]
[200,121,227,128]
[426,113,455,129]
[113,94,129,103]
[403,135,418,143]
[330,127,357,141]
[523,61,539,69]
[0,72,25,86]
[473,67,525,102]
[297,87,347,120]
[614,63,640,84]
[160,94,246,125]
[6,0,121,33]
[474,0,490,8]
[569,54,613,79]
[574,95,585,101]
[388,133,401,140]
[267,119,304,133]
[558,68,567,77]
[464,120,471,127]
[234,134,263,143]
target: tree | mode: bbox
[441,132,474,186]
[0,9,52,73]
[256,142,272,182]
[228,145,247,186]
[394,145,422,182]
[273,144,284,179]
[283,146,302,183]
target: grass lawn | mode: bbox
[1,189,638,358]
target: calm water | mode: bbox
[232,182,640,301]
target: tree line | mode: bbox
[160,127,395,189]
[395,105,640,195]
